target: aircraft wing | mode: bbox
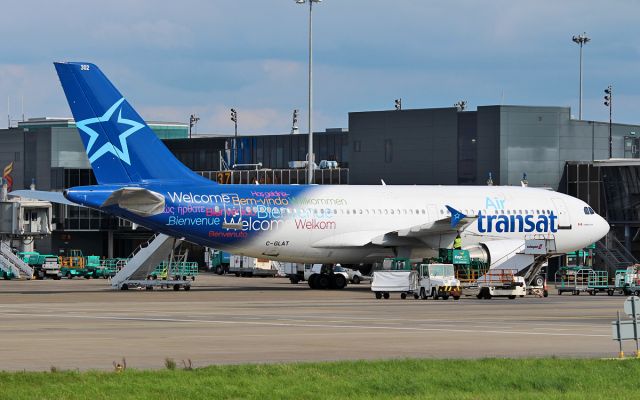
[396,216,477,238]
[311,206,476,248]
[311,230,391,248]
[8,190,80,206]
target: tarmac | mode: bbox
[0,274,628,371]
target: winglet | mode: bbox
[446,205,466,228]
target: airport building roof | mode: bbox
[17,117,188,139]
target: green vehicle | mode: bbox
[18,251,61,280]
[59,250,104,279]
[382,257,413,271]
[0,264,17,280]
[99,258,128,278]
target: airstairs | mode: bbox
[520,236,556,287]
[0,241,33,279]
[111,233,190,290]
[596,235,637,273]
[480,235,556,288]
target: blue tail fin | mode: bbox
[54,62,207,185]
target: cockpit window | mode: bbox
[584,207,596,215]
[584,207,589,215]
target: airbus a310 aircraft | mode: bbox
[14,62,609,275]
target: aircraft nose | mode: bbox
[594,214,610,242]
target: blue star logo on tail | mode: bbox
[75,98,144,165]
[446,205,466,228]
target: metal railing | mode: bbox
[196,168,349,185]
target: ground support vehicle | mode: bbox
[206,249,230,275]
[119,276,192,291]
[283,263,305,283]
[229,255,277,277]
[416,263,461,300]
[39,256,61,280]
[100,258,129,278]
[371,270,418,299]
[345,267,371,284]
[555,267,594,295]
[381,257,413,271]
[473,269,526,299]
[19,252,61,280]
[59,249,91,279]
[436,249,489,287]
[611,266,640,295]
[586,270,609,295]
[152,261,198,281]
[84,255,111,278]
[0,263,17,279]
[307,264,349,290]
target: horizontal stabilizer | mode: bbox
[9,190,79,206]
[101,187,165,217]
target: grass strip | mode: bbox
[1,358,638,400]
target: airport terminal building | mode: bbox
[1,104,639,265]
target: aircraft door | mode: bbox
[551,198,572,229]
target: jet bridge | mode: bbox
[0,184,53,279]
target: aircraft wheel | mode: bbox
[334,274,347,290]
[317,275,330,289]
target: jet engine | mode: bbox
[464,239,533,273]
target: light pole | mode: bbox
[295,0,321,184]
[189,114,200,139]
[454,100,467,112]
[604,85,612,158]
[291,109,299,134]
[394,99,402,111]
[572,32,590,120]
[230,108,238,166]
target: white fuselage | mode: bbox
[214,185,609,264]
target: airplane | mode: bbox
[12,62,610,278]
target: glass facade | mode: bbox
[232,132,349,169]
[562,162,603,216]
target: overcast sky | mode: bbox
[1,1,638,135]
